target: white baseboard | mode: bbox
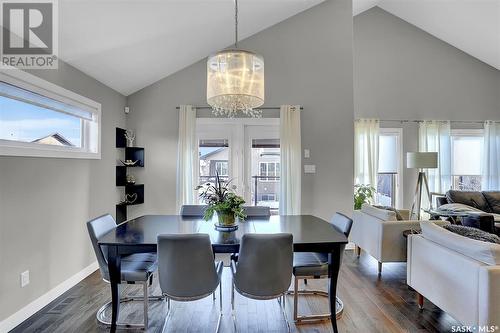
[0,261,98,333]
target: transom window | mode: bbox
[0,69,101,158]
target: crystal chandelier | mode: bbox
[207,0,264,117]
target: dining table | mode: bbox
[98,214,348,333]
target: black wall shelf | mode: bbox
[115,127,145,223]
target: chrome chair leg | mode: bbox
[96,280,163,329]
[280,293,291,333]
[287,276,344,324]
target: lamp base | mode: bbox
[410,171,432,220]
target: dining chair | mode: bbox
[242,205,271,218]
[289,212,353,323]
[180,204,208,217]
[231,233,293,332]
[157,234,224,332]
[87,214,162,329]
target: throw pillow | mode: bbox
[483,191,500,214]
[443,225,500,244]
[373,205,404,220]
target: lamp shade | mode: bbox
[207,49,264,116]
[406,152,438,169]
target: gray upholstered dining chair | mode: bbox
[230,233,293,332]
[242,205,271,218]
[87,214,162,329]
[289,212,353,323]
[157,234,224,332]
[180,204,208,217]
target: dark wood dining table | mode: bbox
[98,214,348,332]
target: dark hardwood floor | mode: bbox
[11,250,460,333]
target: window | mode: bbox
[260,194,276,201]
[259,161,280,181]
[0,69,101,158]
[198,138,229,184]
[451,129,483,191]
[377,128,402,208]
[214,161,228,176]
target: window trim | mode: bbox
[0,68,101,159]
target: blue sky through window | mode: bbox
[0,96,82,147]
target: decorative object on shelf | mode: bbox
[196,172,246,229]
[124,130,136,147]
[126,174,136,185]
[120,159,139,166]
[407,152,438,220]
[206,0,264,118]
[120,193,138,204]
[354,184,376,210]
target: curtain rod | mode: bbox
[176,106,303,110]
[371,119,500,124]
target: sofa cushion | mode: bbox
[446,190,491,212]
[438,203,484,213]
[483,191,500,214]
[443,225,500,244]
[420,222,500,265]
[373,205,404,220]
[361,204,397,221]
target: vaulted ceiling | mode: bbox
[354,0,500,71]
[59,0,323,96]
[58,0,499,96]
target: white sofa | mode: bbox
[407,222,500,327]
[351,204,448,273]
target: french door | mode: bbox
[196,118,280,212]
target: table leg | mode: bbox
[107,245,121,332]
[329,246,342,333]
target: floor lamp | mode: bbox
[407,152,438,220]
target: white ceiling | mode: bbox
[59,0,323,96]
[354,0,500,70]
[58,0,499,96]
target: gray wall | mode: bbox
[0,62,126,321]
[354,7,500,208]
[127,0,354,220]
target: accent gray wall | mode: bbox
[0,62,126,322]
[126,0,354,220]
[354,7,500,208]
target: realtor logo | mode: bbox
[1,0,58,69]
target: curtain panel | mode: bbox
[176,105,197,212]
[482,121,500,190]
[354,119,379,188]
[279,105,301,215]
[418,120,451,194]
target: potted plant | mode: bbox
[196,173,246,227]
[354,184,376,210]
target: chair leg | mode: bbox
[378,261,382,274]
[219,281,223,312]
[231,283,237,332]
[356,246,361,257]
[143,281,149,329]
[281,293,291,333]
[417,293,424,310]
[293,277,299,321]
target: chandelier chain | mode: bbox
[234,0,238,48]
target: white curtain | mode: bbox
[418,120,451,194]
[482,121,500,190]
[354,119,379,187]
[280,105,301,215]
[176,105,197,212]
